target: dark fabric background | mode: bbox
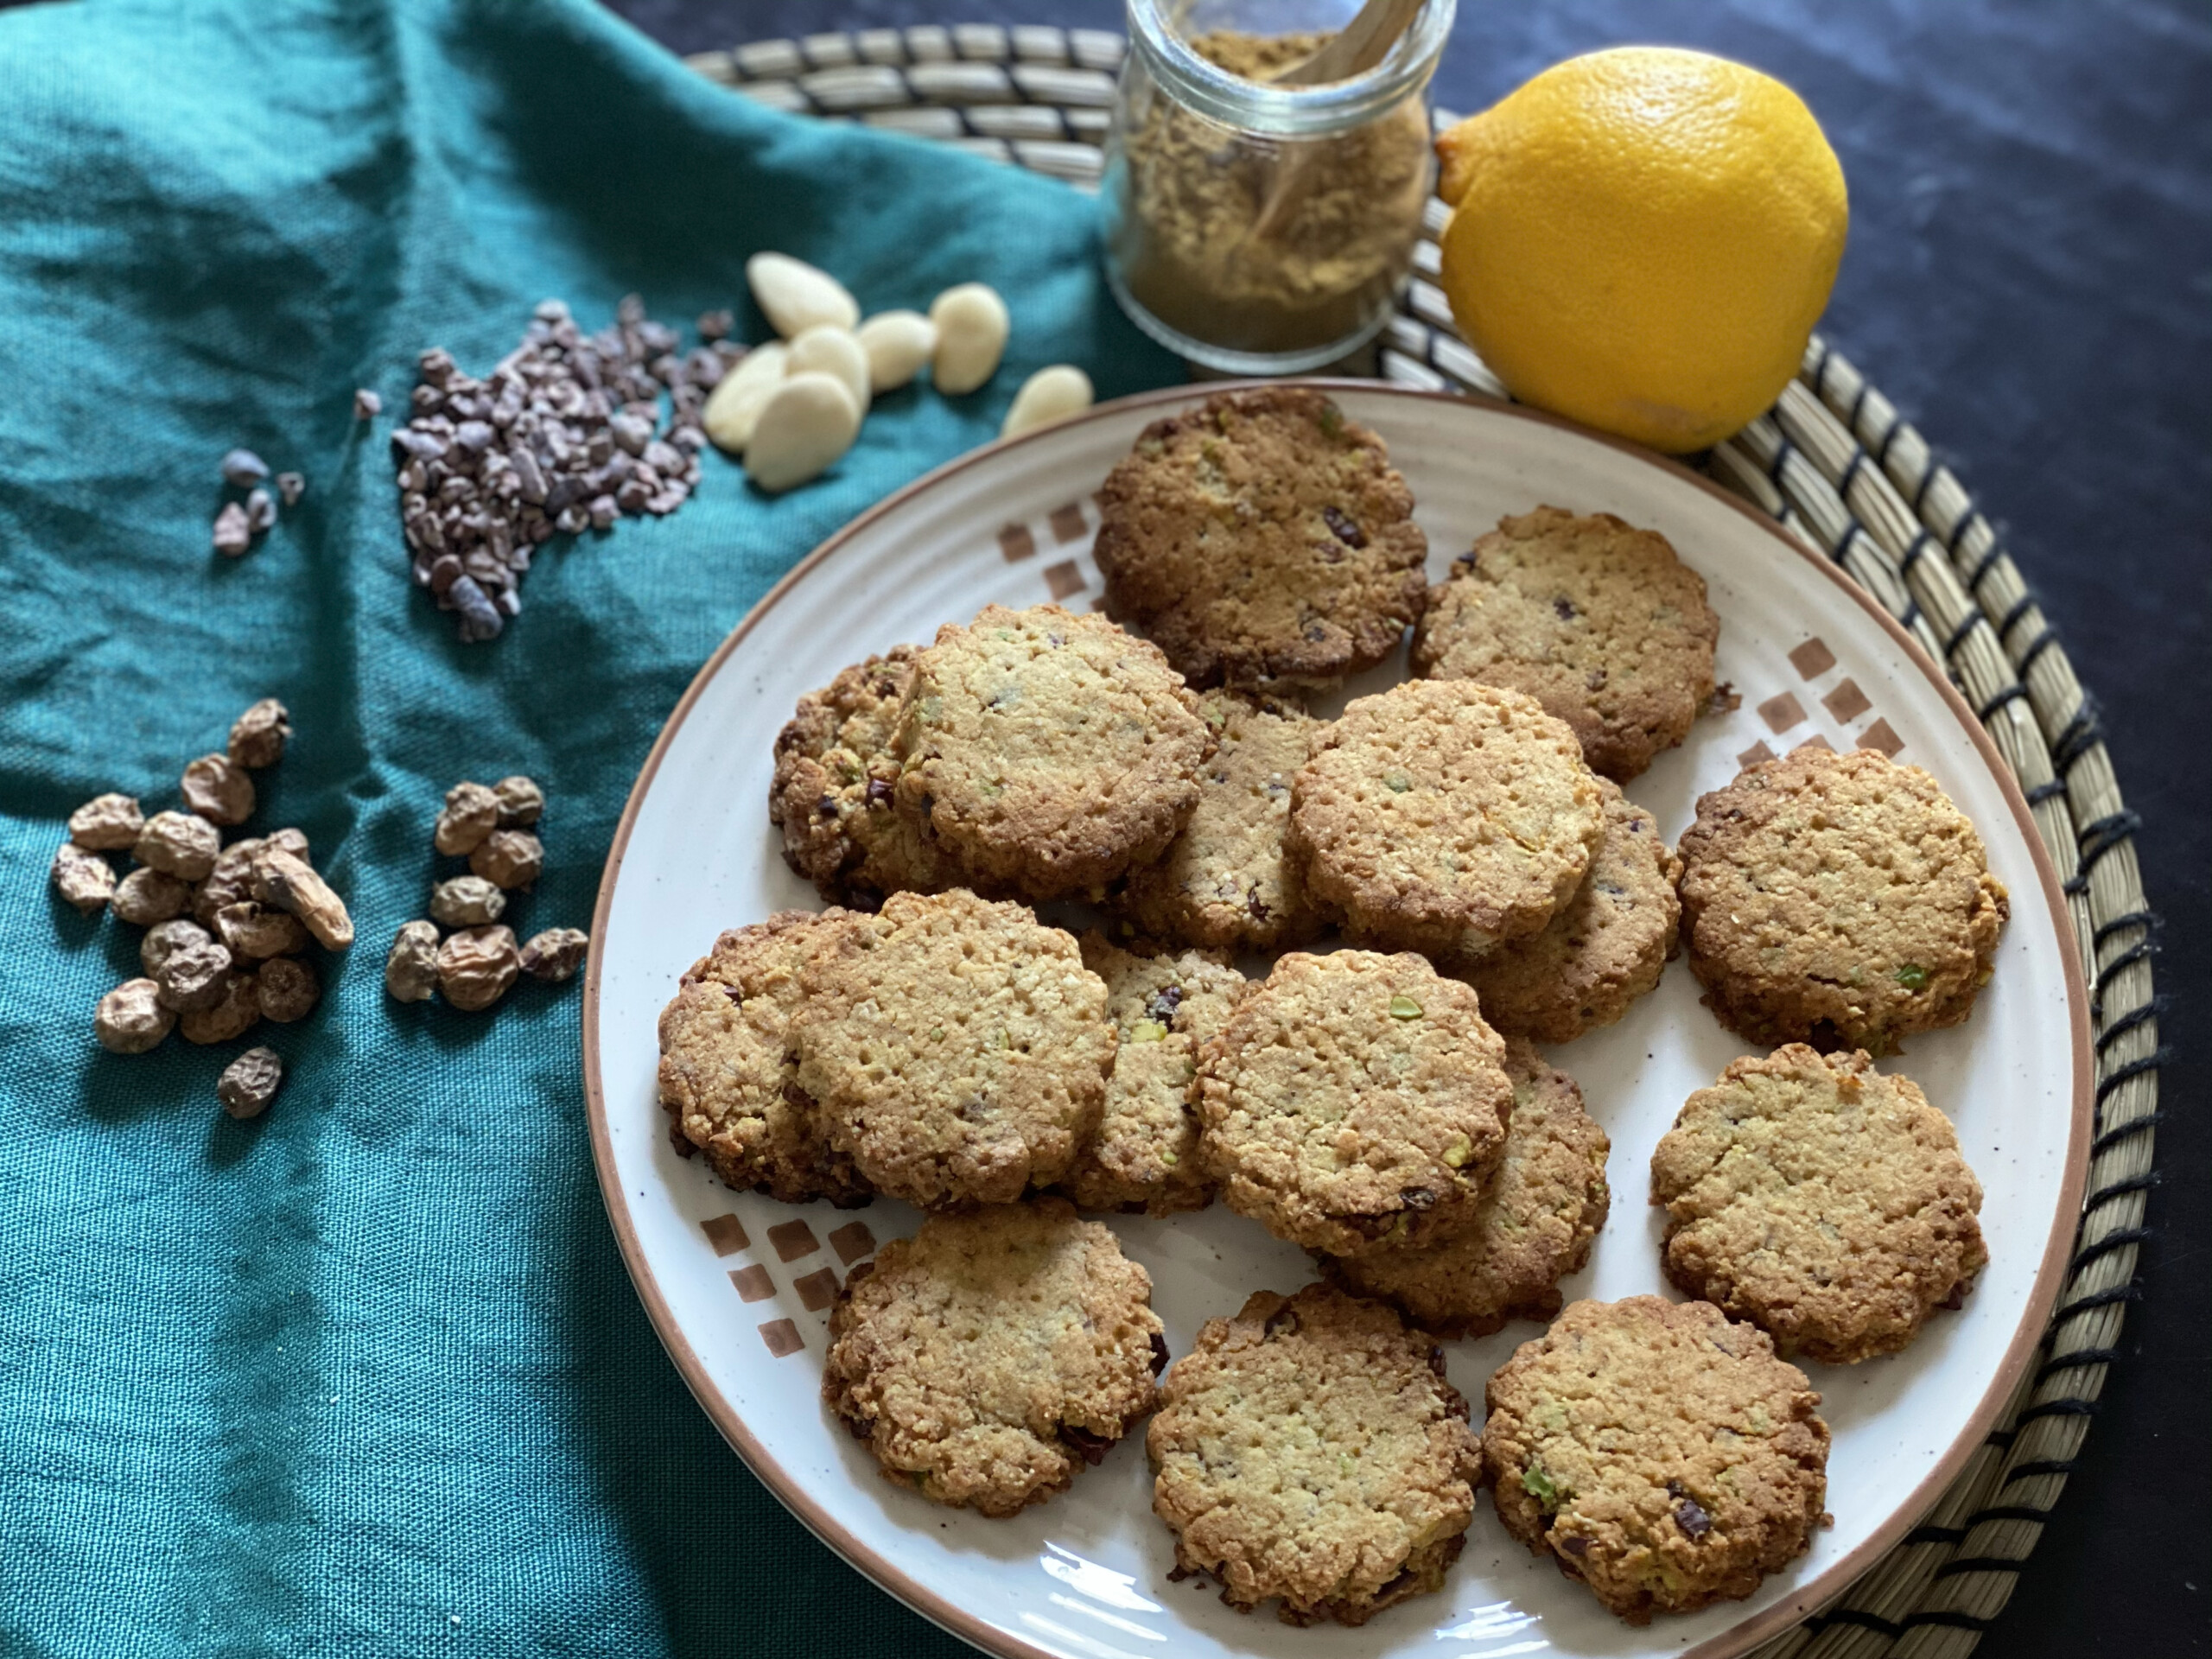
[601,3,2212,1656]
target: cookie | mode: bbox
[824,1198,1166,1516]
[1289,679,1606,960]
[1195,950,1512,1256]
[1149,1283,1481,1626]
[793,888,1114,1208]
[1116,690,1325,950]
[1454,778,1682,1043]
[770,645,950,904]
[1057,933,1249,1216]
[1676,747,2009,1052]
[1093,387,1428,689]
[893,605,1211,899]
[1412,507,1719,780]
[1483,1296,1830,1625]
[1651,1046,1987,1363]
[1321,1039,1610,1337]
[656,909,871,1206]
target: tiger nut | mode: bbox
[134,810,220,881]
[435,781,500,855]
[468,830,543,891]
[181,753,256,827]
[493,775,544,828]
[52,843,117,913]
[214,902,310,960]
[227,698,292,769]
[141,918,212,977]
[218,1046,285,1119]
[154,937,235,1013]
[112,867,192,926]
[180,970,261,1045]
[251,849,353,950]
[69,792,143,851]
[257,956,321,1023]
[437,925,519,1012]
[194,838,262,926]
[429,874,505,928]
[384,920,442,1003]
[518,927,589,983]
[264,827,309,861]
[96,979,175,1054]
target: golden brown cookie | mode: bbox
[824,1199,1165,1516]
[1676,747,2009,1052]
[1321,1039,1610,1337]
[793,889,1114,1208]
[1115,690,1326,951]
[1651,1046,1987,1363]
[1289,679,1606,960]
[1454,778,1682,1043]
[1093,387,1428,689]
[770,646,951,905]
[1413,506,1719,780]
[1057,933,1248,1216]
[1484,1296,1831,1625]
[656,910,871,1206]
[1195,950,1512,1256]
[1149,1283,1481,1626]
[893,605,1211,899]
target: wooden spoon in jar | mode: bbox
[1248,0,1427,243]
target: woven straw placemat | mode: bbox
[684,28,2165,1657]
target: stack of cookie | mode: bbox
[657,385,2019,1632]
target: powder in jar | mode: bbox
[1109,30,1433,359]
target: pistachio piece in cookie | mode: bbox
[825,1199,1165,1517]
[1483,1295,1831,1625]
[770,645,951,904]
[1149,1283,1481,1626]
[894,604,1211,900]
[1321,1039,1611,1337]
[1093,387,1428,689]
[1056,932,1249,1217]
[1676,746,2008,1052]
[655,909,872,1206]
[1116,690,1326,951]
[1289,678,1606,960]
[1454,777,1681,1043]
[1651,1045,1987,1363]
[1413,506,1719,780]
[793,889,1114,1208]
[1195,950,1512,1256]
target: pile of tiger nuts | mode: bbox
[54,699,352,1118]
[383,773,588,1013]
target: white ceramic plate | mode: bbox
[584,385,2089,1659]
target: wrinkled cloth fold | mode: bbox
[0,1,1176,1651]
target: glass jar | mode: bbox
[1100,0,1454,373]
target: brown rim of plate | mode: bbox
[580,379,2094,1659]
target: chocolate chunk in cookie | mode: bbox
[1196,950,1511,1256]
[1094,388,1427,689]
[1150,1283,1480,1625]
[1484,1296,1830,1625]
[1413,507,1719,780]
[825,1198,1164,1516]
[1676,747,2008,1052]
[1651,1045,1987,1363]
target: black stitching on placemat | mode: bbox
[2024,779,2068,805]
[1878,413,1909,467]
[2016,628,2062,677]
[1985,1427,2016,1450]
[1979,684,2030,721]
[1808,1609,1903,1638]
[2050,699,2105,773]
[1906,1524,1967,1547]
[2035,1345,2124,1383]
[1766,435,1798,482]
[1999,1459,2081,1484]
[2090,1108,2163,1157]
[1942,613,1982,660]
[2083,1173,2158,1216]
[1808,336,1833,392]
[1904,1610,1998,1633]
[1948,506,1985,555]
[1996,593,2040,638]
[1847,374,1872,431]
[1967,538,2009,588]
[2070,1228,2153,1271]
[2092,910,2158,949]
[2095,1051,2169,1107]
[2016,1399,2099,1427]
[1965,1504,2055,1528]
[1935,1556,2030,1581]
[2094,936,2158,994]
[1913,461,1943,513]
[2051,1284,2141,1325]
[1839,449,1869,499]
[1900,527,1937,576]
[1900,596,1923,631]
[2094,1001,2160,1051]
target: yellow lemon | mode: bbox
[1435,47,1847,453]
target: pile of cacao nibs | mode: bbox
[383,774,588,1013]
[52,699,353,1120]
[392,297,741,643]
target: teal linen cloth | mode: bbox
[0,1,1179,1650]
